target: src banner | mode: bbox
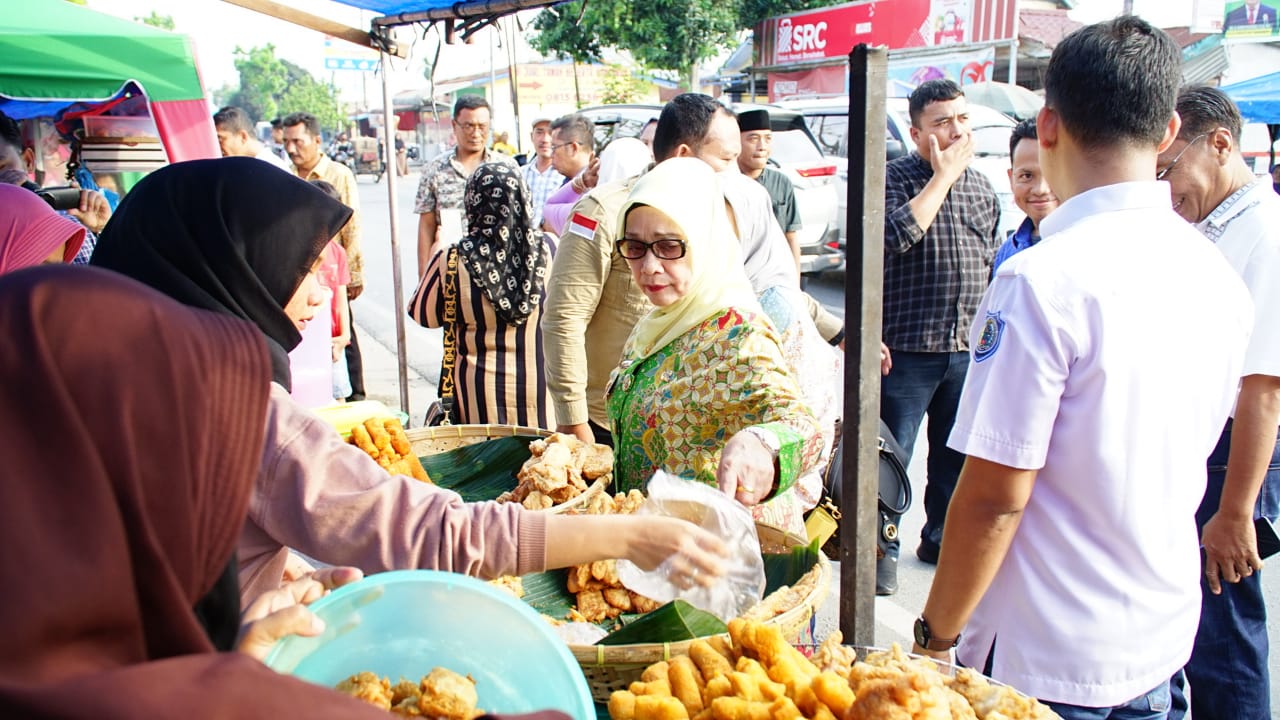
[758,0,1017,67]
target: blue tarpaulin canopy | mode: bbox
[326,0,559,25]
[1221,71,1280,125]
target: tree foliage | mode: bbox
[530,0,844,89]
[228,45,345,132]
[134,10,175,30]
[599,65,649,105]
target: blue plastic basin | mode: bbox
[264,570,593,720]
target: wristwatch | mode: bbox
[913,616,960,652]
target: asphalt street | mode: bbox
[349,171,1277,705]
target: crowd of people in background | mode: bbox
[0,13,1276,720]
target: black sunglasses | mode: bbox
[615,238,688,260]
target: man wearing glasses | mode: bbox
[414,95,517,278]
[1159,85,1280,720]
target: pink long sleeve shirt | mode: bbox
[237,385,548,604]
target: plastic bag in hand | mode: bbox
[616,471,765,622]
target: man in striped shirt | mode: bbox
[879,79,1001,592]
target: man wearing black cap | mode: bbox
[737,109,802,273]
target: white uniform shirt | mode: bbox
[255,144,291,171]
[720,171,798,294]
[1196,178,1280,381]
[947,182,1253,707]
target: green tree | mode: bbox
[231,45,288,123]
[228,45,346,132]
[134,10,175,30]
[599,65,648,105]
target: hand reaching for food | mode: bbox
[237,566,363,660]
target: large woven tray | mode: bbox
[405,425,609,514]
[569,523,831,702]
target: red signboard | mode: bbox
[757,0,1017,67]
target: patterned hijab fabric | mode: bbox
[618,158,760,360]
[459,162,549,325]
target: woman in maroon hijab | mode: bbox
[0,266,397,719]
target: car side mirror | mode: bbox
[886,139,906,160]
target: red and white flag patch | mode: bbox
[567,212,598,240]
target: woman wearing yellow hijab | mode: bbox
[606,158,824,536]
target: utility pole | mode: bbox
[1123,0,1135,14]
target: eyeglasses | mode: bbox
[551,141,576,153]
[454,121,490,135]
[1157,133,1208,180]
[616,238,688,260]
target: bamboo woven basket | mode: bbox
[568,523,831,702]
[405,424,610,514]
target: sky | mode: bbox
[82,0,1203,106]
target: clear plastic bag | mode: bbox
[616,471,765,622]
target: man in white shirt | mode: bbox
[913,17,1254,718]
[520,117,565,229]
[213,106,290,171]
[1158,85,1280,720]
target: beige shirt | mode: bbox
[294,154,364,288]
[542,176,652,428]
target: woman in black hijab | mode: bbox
[409,162,554,426]
[91,157,728,610]
[92,157,350,390]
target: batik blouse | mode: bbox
[607,306,825,535]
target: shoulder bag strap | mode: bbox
[437,245,459,415]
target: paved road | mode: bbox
[352,175,1278,705]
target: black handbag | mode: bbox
[422,246,459,427]
[806,420,912,551]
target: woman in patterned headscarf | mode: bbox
[410,162,555,427]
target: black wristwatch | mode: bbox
[914,616,960,652]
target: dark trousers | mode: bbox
[879,350,969,557]
[345,303,365,401]
[1169,422,1279,720]
[588,420,613,448]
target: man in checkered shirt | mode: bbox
[879,79,1001,594]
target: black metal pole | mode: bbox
[840,43,887,646]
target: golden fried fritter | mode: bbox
[418,667,480,719]
[336,671,394,710]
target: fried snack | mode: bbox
[336,671,394,710]
[488,575,524,598]
[500,432,613,510]
[811,631,858,678]
[668,655,705,715]
[418,667,481,719]
[391,697,424,717]
[709,697,773,720]
[948,668,1058,720]
[739,568,819,623]
[605,623,1059,720]
[391,678,421,706]
[611,691,639,720]
[767,696,803,720]
[347,418,432,483]
[636,695,690,720]
[704,676,735,703]
[631,594,663,613]
[809,672,854,717]
[690,639,735,683]
[641,662,671,684]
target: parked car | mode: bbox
[577,103,844,275]
[777,96,1025,252]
